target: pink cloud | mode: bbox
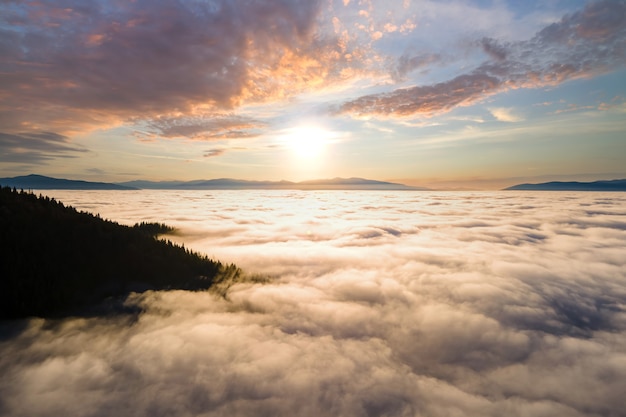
[0,0,342,134]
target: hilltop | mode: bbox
[505,179,626,191]
[0,186,242,319]
[0,174,137,190]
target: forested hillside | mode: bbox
[0,186,241,319]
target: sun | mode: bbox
[281,124,334,161]
[280,123,337,166]
[275,122,342,178]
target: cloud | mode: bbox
[393,53,443,81]
[0,0,355,134]
[339,73,502,117]
[479,37,509,61]
[204,149,226,158]
[2,190,625,416]
[137,113,266,141]
[0,131,87,164]
[4,0,619,142]
[338,0,626,118]
[489,107,523,122]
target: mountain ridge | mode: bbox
[0,174,137,190]
[504,179,626,191]
[1,174,428,190]
[121,176,428,190]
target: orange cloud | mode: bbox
[0,0,350,136]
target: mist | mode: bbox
[1,191,625,417]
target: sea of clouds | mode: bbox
[1,190,625,417]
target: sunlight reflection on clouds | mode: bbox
[1,191,625,416]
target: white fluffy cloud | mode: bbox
[490,107,524,122]
[1,190,625,416]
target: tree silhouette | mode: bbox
[0,186,243,319]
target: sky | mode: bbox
[1,0,625,189]
[1,190,625,416]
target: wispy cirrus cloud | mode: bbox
[0,131,87,164]
[338,0,626,118]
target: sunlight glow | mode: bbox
[284,125,332,159]
[273,123,344,179]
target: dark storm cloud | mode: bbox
[0,0,330,133]
[340,0,626,117]
[2,190,624,416]
[0,131,86,163]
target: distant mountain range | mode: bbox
[5,174,624,192]
[505,179,626,191]
[0,174,427,191]
[120,177,427,190]
[0,174,137,190]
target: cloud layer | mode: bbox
[0,0,349,134]
[338,0,626,118]
[2,190,625,416]
[3,2,622,134]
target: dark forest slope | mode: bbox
[0,186,241,319]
